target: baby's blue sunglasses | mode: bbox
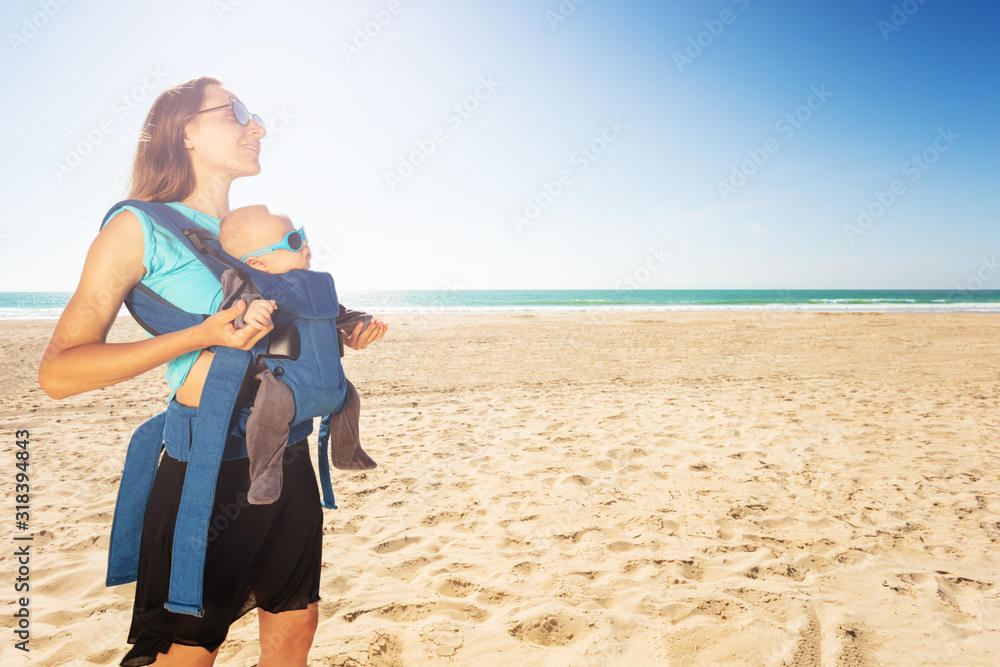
[197,97,264,127]
[240,227,308,262]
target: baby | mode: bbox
[218,205,378,504]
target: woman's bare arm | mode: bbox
[38,210,272,400]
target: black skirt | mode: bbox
[120,439,323,666]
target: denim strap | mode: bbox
[164,347,250,616]
[316,414,338,509]
[106,411,167,586]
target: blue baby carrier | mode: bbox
[102,200,349,617]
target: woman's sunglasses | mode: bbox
[197,97,264,128]
[240,227,308,262]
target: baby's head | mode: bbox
[219,205,311,273]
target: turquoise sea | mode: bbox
[4,289,1000,319]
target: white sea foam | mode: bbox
[353,302,1000,314]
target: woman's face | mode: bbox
[184,84,266,180]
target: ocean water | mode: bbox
[4,289,1000,319]
[1,292,75,319]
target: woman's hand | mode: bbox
[342,318,388,350]
[198,299,275,350]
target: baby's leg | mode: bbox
[245,367,296,504]
[326,378,377,470]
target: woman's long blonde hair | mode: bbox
[129,76,222,203]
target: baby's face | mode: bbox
[245,213,311,273]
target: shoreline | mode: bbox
[7,288,1000,320]
[6,305,1000,321]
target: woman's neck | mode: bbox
[181,170,233,219]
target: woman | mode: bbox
[38,76,386,666]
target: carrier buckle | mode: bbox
[262,325,300,360]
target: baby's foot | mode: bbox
[247,467,282,505]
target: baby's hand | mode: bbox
[243,299,277,329]
[343,317,388,350]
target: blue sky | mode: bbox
[1,0,997,291]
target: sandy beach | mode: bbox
[1,312,998,666]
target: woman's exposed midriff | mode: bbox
[175,350,255,408]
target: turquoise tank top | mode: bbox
[111,202,224,400]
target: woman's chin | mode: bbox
[231,162,263,178]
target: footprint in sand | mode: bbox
[344,600,488,624]
[386,554,443,583]
[85,648,123,664]
[436,576,477,598]
[367,630,405,667]
[793,553,839,575]
[418,620,465,659]
[512,561,539,578]
[895,570,996,623]
[691,598,745,622]
[561,474,593,486]
[373,535,420,554]
[419,510,464,527]
[603,445,647,462]
[725,587,800,625]
[508,610,586,647]
[300,622,403,664]
[667,558,706,582]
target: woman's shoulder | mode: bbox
[87,206,145,266]
[104,204,166,275]
[105,203,162,249]
[94,207,147,259]
[102,205,141,230]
